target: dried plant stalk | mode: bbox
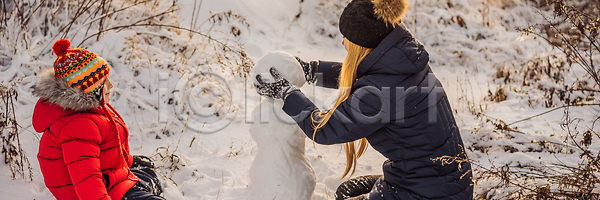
[0,83,32,181]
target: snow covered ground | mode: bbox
[1,0,599,199]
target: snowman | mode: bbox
[245,51,317,200]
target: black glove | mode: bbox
[295,56,318,84]
[131,155,155,169]
[254,67,299,100]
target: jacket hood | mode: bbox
[32,99,75,133]
[31,99,107,133]
[32,69,101,112]
[357,23,430,77]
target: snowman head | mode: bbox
[251,51,306,88]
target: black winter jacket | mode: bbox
[282,24,473,199]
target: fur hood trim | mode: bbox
[33,69,101,112]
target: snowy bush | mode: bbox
[0,82,32,181]
[0,0,253,132]
[469,0,600,199]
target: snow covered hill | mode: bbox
[1,0,598,199]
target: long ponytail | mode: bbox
[310,40,373,179]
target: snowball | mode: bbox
[250,51,306,87]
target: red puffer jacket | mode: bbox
[32,70,137,200]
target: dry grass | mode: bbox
[0,82,32,181]
[469,1,600,199]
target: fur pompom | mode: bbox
[371,0,409,26]
[52,39,71,55]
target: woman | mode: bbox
[254,0,473,199]
[32,39,165,200]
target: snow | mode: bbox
[1,0,599,199]
[247,99,316,200]
[245,53,315,200]
[250,51,306,87]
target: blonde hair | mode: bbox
[311,40,373,179]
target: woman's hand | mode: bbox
[254,67,299,100]
[295,56,318,84]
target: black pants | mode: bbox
[122,168,166,200]
[335,175,382,200]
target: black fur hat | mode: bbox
[339,0,409,48]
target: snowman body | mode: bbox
[246,51,316,200]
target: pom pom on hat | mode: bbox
[372,0,409,26]
[339,0,409,48]
[52,39,110,94]
[53,39,71,55]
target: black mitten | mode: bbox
[254,67,299,100]
[131,155,155,169]
[295,56,318,84]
